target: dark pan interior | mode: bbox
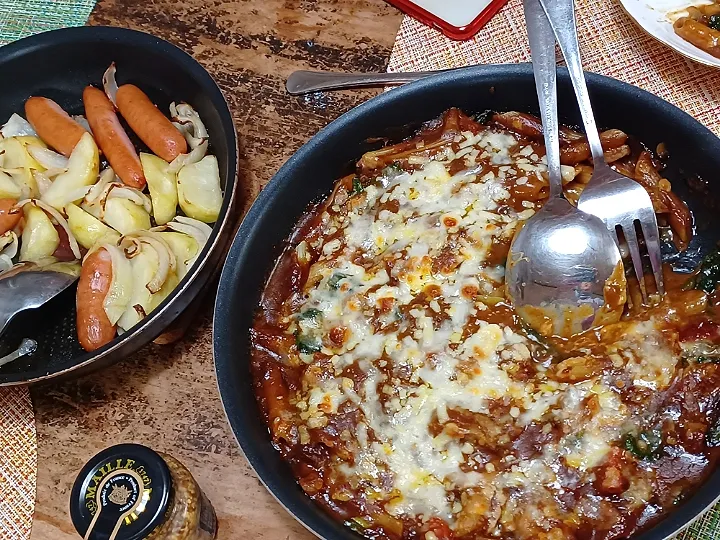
[0,26,237,384]
[214,64,720,540]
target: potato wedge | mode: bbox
[140,153,178,225]
[102,199,151,235]
[0,171,22,199]
[176,154,222,223]
[117,244,157,331]
[66,203,120,250]
[41,132,99,210]
[20,205,59,262]
[157,231,198,278]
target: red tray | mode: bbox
[387,0,510,41]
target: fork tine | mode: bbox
[621,221,648,303]
[638,210,665,297]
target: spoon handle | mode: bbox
[524,0,563,199]
[0,339,36,368]
[539,0,607,169]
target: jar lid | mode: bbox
[70,444,172,540]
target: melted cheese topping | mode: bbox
[280,124,684,537]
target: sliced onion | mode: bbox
[1,114,37,138]
[102,243,133,325]
[32,171,52,196]
[165,216,211,267]
[72,115,92,135]
[27,145,69,171]
[170,102,208,149]
[52,185,93,211]
[118,236,142,259]
[85,167,116,206]
[16,198,82,260]
[103,63,119,107]
[134,232,176,293]
[0,255,12,274]
[168,139,208,174]
[107,186,152,214]
[0,231,18,258]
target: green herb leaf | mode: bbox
[692,248,720,294]
[328,273,348,290]
[623,429,663,460]
[709,14,720,31]
[299,308,322,322]
[382,162,404,177]
[296,332,321,354]
[351,177,364,195]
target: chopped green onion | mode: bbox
[709,15,720,31]
[295,332,321,354]
[328,272,348,290]
[706,419,720,447]
[299,308,322,322]
[623,429,663,460]
[351,177,363,195]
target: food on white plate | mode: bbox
[0,63,223,352]
[673,1,720,58]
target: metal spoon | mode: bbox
[286,69,445,95]
[0,338,37,368]
[0,268,78,339]
[505,0,624,338]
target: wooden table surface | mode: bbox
[29,0,403,537]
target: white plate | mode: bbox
[619,0,720,68]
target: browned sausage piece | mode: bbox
[76,248,116,352]
[83,86,146,189]
[24,97,87,157]
[0,199,21,235]
[116,84,187,162]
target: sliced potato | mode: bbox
[117,244,157,332]
[0,170,22,199]
[102,199,151,235]
[6,167,39,199]
[0,138,43,170]
[157,231,198,278]
[141,153,177,225]
[176,154,222,223]
[41,132,99,210]
[66,203,120,250]
[148,269,180,313]
[20,205,60,262]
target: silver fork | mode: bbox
[539,0,665,301]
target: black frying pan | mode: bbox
[0,27,238,384]
[214,65,720,539]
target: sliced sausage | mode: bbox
[24,97,86,157]
[76,248,116,351]
[83,86,146,189]
[116,84,187,161]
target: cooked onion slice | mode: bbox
[72,115,92,135]
[32,171,52,196]
[27,145,69,171]
[1,114,37,138]
[164,216,211,268]
[0,231,18,257]
[107,186,153,214]
[103,63,119,107]
[170,102,208,149]
[17,198,82,260]
[168,139,208,174]
[101,243,133,325]
[133,232,176,293]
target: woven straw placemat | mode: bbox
[0,0,95,45]
[388,1,720,537]
[0,2,96,537]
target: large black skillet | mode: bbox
[0,27,238,384]
[214,64,720,540]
